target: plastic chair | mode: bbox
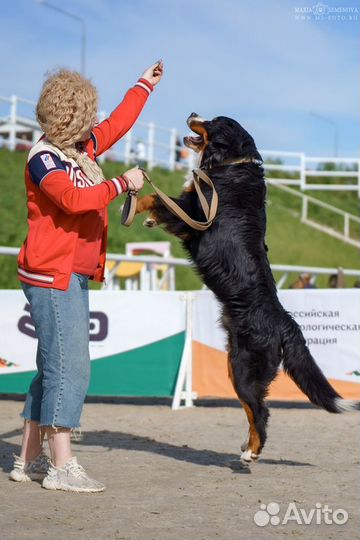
[104,259,144,290]
[125,241,174,290]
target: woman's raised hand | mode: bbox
[141,60,164,86]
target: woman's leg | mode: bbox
[46,427,72,467]
[10,419,49,482]
[20,420,46,462]
[39,275,104,491]
[18,275,90,463]
[18,420,72,467]
[42,273,90,467]
[21,274,90,433]
[15,274,104,490]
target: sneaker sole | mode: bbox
[42,479,105,493]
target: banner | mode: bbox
[0,291,186,396]
[192,289,360,400]
[0,289,359,400]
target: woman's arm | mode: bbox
[40,170,123,214]
[28,151,144,215]
[92,61,164,156]
[91,80,153,157]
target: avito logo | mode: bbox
[254,501,348,527]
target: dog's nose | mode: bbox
[189,112,198,118]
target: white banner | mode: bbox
[0,291,186,375]
[193,289,360,383]
[1,289,359,384]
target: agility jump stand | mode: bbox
[172,292,197,410]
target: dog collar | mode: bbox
[202,157,262,170]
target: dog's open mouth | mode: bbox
[184,134,204,146]
[183,113,208,152]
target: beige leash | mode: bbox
[121,168,218,231]
[121,158,259,229]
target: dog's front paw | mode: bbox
[240,449,260,463]
[143,218,158,228]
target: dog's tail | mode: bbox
[280,314,360,413]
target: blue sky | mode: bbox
[1,0,359,156]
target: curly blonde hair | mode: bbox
[36,69,104,184]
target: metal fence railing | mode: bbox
[1,93,359,251]
[1,246,359,290]
[1,95,359,194]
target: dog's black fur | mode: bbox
[144,114,357,460]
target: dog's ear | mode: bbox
[237,132,263,163]
[201,142,227,168]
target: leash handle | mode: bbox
[120,190,138,227]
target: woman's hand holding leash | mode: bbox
[122,166,144,192]
[119,166,145,225]
[120,167,145,227]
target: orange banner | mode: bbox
[192,341,360,401]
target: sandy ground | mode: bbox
[0,399,359,540]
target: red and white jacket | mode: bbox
[18,78,153,290]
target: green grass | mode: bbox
[0,148,359,290]
[266,199,359,288]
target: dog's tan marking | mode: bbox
[189,122,209,146]
[135,194,156,214]
[227,355,261,459]
[240,401,261,458]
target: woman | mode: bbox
[10,61,164,492]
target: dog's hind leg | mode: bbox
[227,344,278,462]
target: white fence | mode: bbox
[261,150,360,195]
[267,181,360,248]
[1,95,359,194]
[1,94,359,248]
[1,246,360,290]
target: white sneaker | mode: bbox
[42,457,105,493]
[9,450,51,482]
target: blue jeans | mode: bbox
[21,273,90,429]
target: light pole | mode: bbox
[310,111,338,157]
[37,0,86,75]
